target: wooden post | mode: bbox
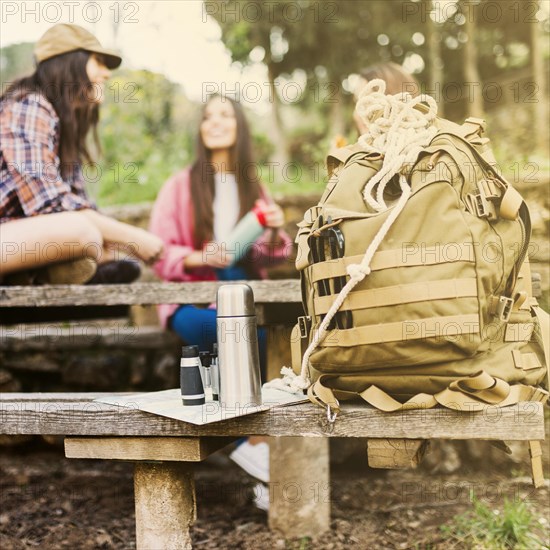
[462,0,484,118]
[367,439,427,469]
[426,0,445,117]
[269,437,330,538]
[134,462,196,550]
[266,324,293,381]
[530,1,549,150]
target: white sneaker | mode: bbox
[229,441,269,483]
[252,482,269,511]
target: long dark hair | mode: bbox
[1,50,100,180]
[190,95,261,249]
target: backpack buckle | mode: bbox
[473,192,490,218]
[473,181,499,220]
[495,296,514,322]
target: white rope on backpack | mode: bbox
[263,366,310,394]
[357,80,438,212]
[272,80,439,391]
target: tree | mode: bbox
[424,0,446,117]
[204,1,292,167]
[530,0,549,150]
[461,0,484,117]
[205,1,427,158]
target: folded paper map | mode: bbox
[95,386,307,425]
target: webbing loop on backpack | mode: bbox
[308,371,549,413]
[313,278,478,315]
[512,350,542,370]
[500,185,524,220]
[307,379,340,413]
[318,314,479,347]
[308,244,476,284]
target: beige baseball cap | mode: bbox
[34,23,122,69]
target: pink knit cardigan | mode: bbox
[149,167,293,328]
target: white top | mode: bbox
[213,172,240,242]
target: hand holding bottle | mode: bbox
[183,199,285,270]
[221,202,269,265]
[255,199,284,229]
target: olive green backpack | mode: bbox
[290,82,549,454]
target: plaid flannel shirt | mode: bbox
[0,92,96,223]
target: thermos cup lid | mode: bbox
[181,345,199,358]
[217,283,255,317]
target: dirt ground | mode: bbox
[1,437,549,550]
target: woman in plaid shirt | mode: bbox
[0,24,163,284]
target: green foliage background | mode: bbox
[93,70,196,206]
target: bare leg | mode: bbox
[0,212,103,276]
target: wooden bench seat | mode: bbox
[0,320,179,350]
[0,280,302,317]
[2,393,545,439]
[0,392,545,549]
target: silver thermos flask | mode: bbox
[217,284,262,408]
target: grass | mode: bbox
[285,537,312,550]
[441,494,548,549]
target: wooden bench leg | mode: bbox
[134,462,196,550]
[367,439,427,468]
[269,437,330,538]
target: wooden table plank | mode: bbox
[0,392,134,402]
[0,280,301,307]
[0,398,544,440]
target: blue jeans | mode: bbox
[169,266,267,380]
